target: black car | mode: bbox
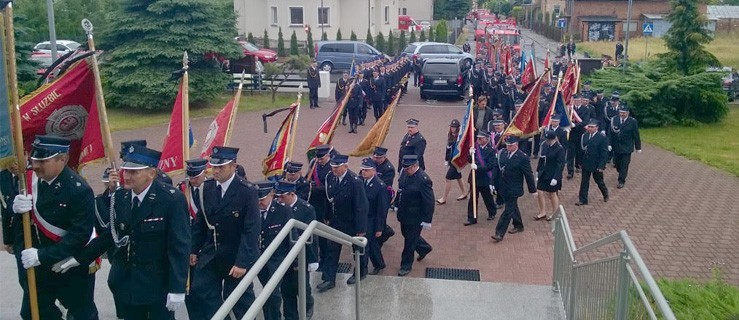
[420,58,469,100]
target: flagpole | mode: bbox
[287,84,303,160]
[81,19,117,174]
[225,70,245,147]
[4,4,40,319]
[182,52,190,162]
[468,87,478,220]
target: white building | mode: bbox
[234,0,433,42]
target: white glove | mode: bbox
[420,222,432,230]
[52,257,80,273]
[165,293,186,311]
[308,263,319,272]
[608,145,612,152]
[550,179,557,186]
[21,248,40,269]
[470,163,478,170]
[600,130,606,135]
[469,147,475,154]
[12,194,33,214]
[444,161,449,167]
[531,192,539,197]
[489,185,495,193]
[636,149,642,154]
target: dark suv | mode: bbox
[420,58,469,100]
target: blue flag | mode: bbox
[553,92,572,128]
[519,50,526,74]
[0,37,14,167]
[350,58,356,77]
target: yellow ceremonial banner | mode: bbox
[349,90,401,157]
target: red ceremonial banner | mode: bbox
[505,70,549,138]
[19,59,104,170]
[200,97,237,159]
[159,81,186,174]
[263,105,297,177]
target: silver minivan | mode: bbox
[403,42,474,67]
[315,41,384,72]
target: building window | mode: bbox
[402,8,407,15]
[553,5,561,17]
[318,7,329,26]
[270,6,278,25]
[289,7,303,26]
[384,6,390,24]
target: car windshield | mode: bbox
[66,42,80,50]
[403,44,417,53]
[423,63,458,74]
[241,42,259,52]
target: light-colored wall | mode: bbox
[398,0,434,21]
[540,0,566,18]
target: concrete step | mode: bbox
[311,272,565,320]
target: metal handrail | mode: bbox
[211,219,367,320]
[551,205,677,320]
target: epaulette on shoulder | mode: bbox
[298,198,312,208]
[240,179,256,189]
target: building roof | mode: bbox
[707,5,739,19]
[580,15,620,22]
[642,13,664,19]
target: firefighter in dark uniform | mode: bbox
[396,155,434,276]
[190,146,261,319]
[178,159,209,319]
[307,60,321,108]
[306,144,336,271]
[491,136,537,243]
[576,120,610,205]
[283,161,310,201]
[604,92,622,162]
[7,136,98,320]
[567,95,593,179]
[471,63,486,99]
[338,71,350,125]
[580,80,595,101]
[499,75,517,123]
[370,146,396,246]
[592,90,607,128]
[356,72,371,125]
[71,143,190,319]
[255,180,291,320]
[317,154,368,292]
[465,130,498,226]
[359,158,390,275]
[610,106,642,189]
[534,130,567,221]
[398,119,427,171]
[370,69,386,121]
[2,163,19,255]
[119,140,173,186]
[275,180,318,320]
[347,79,364,134]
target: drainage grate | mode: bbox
[337,262,354,274]
[425,268,481,281]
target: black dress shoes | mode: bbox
[398,269,411,276]
[417,248,432,261]
[575,201,588,206]
[509,227,524,234]
[369,267,385,275]
[491,234,503,242]
[463,220,477,226]
[316,281,335,292]
[346,274,367,285]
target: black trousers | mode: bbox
[400,223,432,271]
[579,169,608,203]
[281,268,314,320]
[413,71,420,86]
[309,87,319,107]
[372,100,384,120]
[366,217,386,269]
[359,100,368,124]
[257,259,284,320]
[15,252,98,320]
[467,183,497,222]
[613,153,632,184]
[185,266,207,320]
[567,142,580,174]
[323,222,367,282]
[348,106,359,129]
[494,196,523,238]
[192,262,255,320]
[119,300,172,320]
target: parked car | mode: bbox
[239,41,277,63]
[403,42,474,69]
[419,58,469,100]
[31,40,81,68]
[707,66,739,102]
[315,40,384,72]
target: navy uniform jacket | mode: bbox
[536,142,566,182]
[581,132,609,172]
[375,159,396,188]
[156,168,173,186]
[291,176,311,201]
[610,117,641,154]
[191,176,261,273]
[545,125,569,150]
[21,167,96,267]
[363,176,390,233]
[370,76,386,102]
[571,104,592,139]
[80,180,190,305]
[399,132,427,171]
[604,104,620,130]
[1,170,18,246]
[396,169,434,226]
[307,158,333,221]
[348,83,364,109]
[470,143,497,187]
[259,200,291,260]
[358,78,371,103]
[494,149,537,199]
[307,67,321,89]
[326,170,368,235]
[335,78,349,101]
[287,198,318,265]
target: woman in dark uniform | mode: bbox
[534,130,566,221]
[436,119,467,204]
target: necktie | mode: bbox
[132,196,140,209]
[216,184,223,199]
[590,133,594,140]
[621,119,625,125]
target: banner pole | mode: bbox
[287,84,303,161]
[81,19,116,173]
[5,4,40,319]
[225,70,245,147]
[182,52,190,162]
[468,88,478,220]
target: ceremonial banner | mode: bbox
[542,90,573,128]
[505,70,548,139]
[560,64,577,105]
[159,81,190,174]
[349,91,400,157]
[521,53,536,90]
[450,99,475,170]
[19,59,105,170]
[263,103,297,177]
[543,50,551,84]
[201,97,238,159]
[0,36,12,168]
[306,82,353,160]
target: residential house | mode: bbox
[708,5,739,33]
[398,0,434,21]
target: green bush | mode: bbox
[350,31,357,41]
[290,30,299,55]
[586,62,728,127]
[263,29,270,49]
[398,31,407,55]
[419,29,426,42]
[277,28,286,57]
[321,32,328,41]
[435,20,448,43]
[336,28,342,41]
[428,26,435,42]
[387,31,395,56]
[307,30,314,57]
[247,32,254,45]
[376,32,386,53]
[366,29,374,47]
[410,29,417,43]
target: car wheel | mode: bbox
[420,90,428,100]
[320,62,333,72]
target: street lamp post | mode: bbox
[623,0,633,72]
[46,0,58,61]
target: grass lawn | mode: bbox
[641,106,739,177]
[107,91,300,132]
[578,33,739,69]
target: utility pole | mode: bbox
[623,0,633,72]
[46,0,58,61]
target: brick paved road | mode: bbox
[70,84,739,286]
